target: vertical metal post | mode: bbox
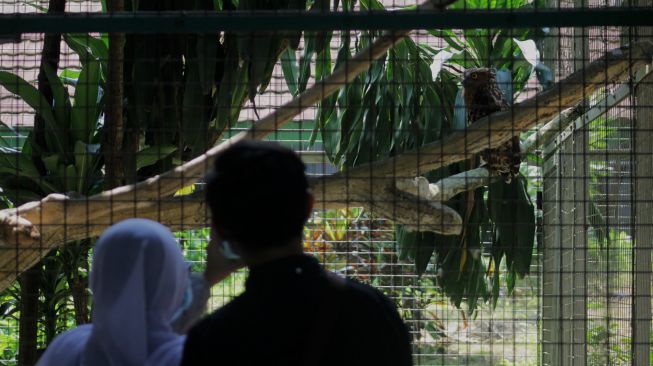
[559,137,575,366]
[542,146,562,366]
[541,1,562,363]
[632,69,653,366]
[571,124,588,366]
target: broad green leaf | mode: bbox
[65,164,76,193]
[197,34,218,95]
[0,146,40,179]
[73,141,94,193]
[298,34,316,93]
[315,47,332,83]
[257,41,284,95]
[182,63,209,155]
[489,177,535,277]
[428,29,464,51]
[41,64,71,130]
[65,34,109,64]
[396,226,418,261]
[136,145,178,171]
[42,154,65,191]
[71,58,100,144]
[0,71,64,154]
[0,72,56,126]
[214,52,247,132]
[415,233,436,276]
[280,48,299,96]
[60,68,81,85]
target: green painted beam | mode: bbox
[1,9,653,33]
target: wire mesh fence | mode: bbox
[0,0,652,365]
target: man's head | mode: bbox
[205,141,312,260]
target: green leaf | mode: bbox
[280,48,299,97]
[247,35,274,102]
[182,63,209,155]
[60,68,81,85]
[41,64,71,131]
[0,71,64,154]
[396,226,418,261]
[488,177,535,277]
[64,34,108,64]
[24,1,47,12]
[415,233,436,276]
[213,51,247,132]
[71,58,100,144]
[65,164,77,193]
[298,34,316,93]
[73,141,93,193]
[64,34,109,82]
[197,34,218,95]
[42,154,60,174]
[136,145,178,171]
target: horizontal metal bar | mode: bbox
[1,8,653,33]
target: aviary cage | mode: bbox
[0,0,651,365]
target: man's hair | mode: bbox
[205,140,310,250]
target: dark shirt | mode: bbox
[181,254,413,366]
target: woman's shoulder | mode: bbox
[35,325,93,366]
[145,335,187,366]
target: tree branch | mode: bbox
[0,36,649,293]
[394,74,645,204]
[396,105,587,202]
[85,0,457,203]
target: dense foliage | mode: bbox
[282,0,549,311]
[0,0,556,353]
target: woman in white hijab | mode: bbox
[36,218,239,366]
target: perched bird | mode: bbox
[456,68,522,270]
[462,67,521,183]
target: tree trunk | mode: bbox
[67,240,90,325]
[104,0,126,189]
[19,0,66,362]
[18,266,40,366]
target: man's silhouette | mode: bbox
[181,141,412,366]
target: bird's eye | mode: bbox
[471,73,478,79]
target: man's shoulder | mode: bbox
[333,275,400,313]
[187,293,248,338]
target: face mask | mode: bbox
[169,269,194,324]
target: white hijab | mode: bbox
[36,218,189,366]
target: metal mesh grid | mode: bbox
[0,1,651,365]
